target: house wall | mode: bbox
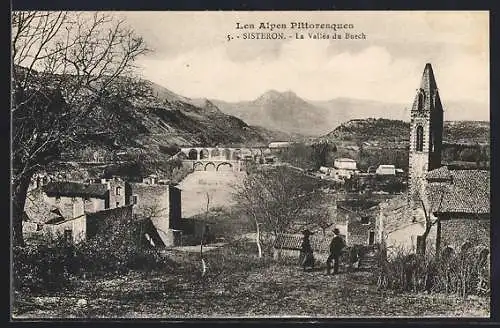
[107,178,127,208]
[44,215,87,243]
[44,195,85,219]
[129,183,174,236]
[334,160,357,170]
[86,205,133,239]
[438,216,490,250]
[385,222,426,255]
[84,198,107,212]
[169,186,182,229]
[347,215,380,246]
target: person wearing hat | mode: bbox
[300,229,315,271]
[326,228,345,275]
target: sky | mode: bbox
[116,11,489,110]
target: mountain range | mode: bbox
[209,90,489,137]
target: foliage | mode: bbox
[234,165,327,241]
[275,141,336,170]
[13,217,173,294]
[102,155,189,183]
[376,246,489,298]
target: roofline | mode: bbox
[433,211,490,217]
[47,214,86,225]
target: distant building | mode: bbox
[268,141,293,149]
[334,158,357,170]
[376,165,396,176]
[333,158,358,179]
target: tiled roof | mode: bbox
[43,181,108,199]
[273,233,342,252]
[426,166,452,181]
[273,234,302,250]
[425,169,489,215]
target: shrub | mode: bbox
[375,246,488,297]
[13,218,175,293]
[13,236,75,294]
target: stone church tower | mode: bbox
[408,63,444,205]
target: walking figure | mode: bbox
[326,228,345,275]
[300,229,315,271]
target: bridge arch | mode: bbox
[211,148,221,157]
[200,148,210,160]
[193,161,204,171]
[217,162,233,172]
[205,162,216,171]
[188,149,198,160]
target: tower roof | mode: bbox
[411,63,443,113]
[420,63,438,93]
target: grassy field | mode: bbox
[12,241,489,319]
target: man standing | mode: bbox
[326,228,345,275]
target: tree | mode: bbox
[410,178,446,255]
[12,12,149,246]
[233,165,326,255]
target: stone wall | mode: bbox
[86,205,133,239]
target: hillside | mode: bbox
[320,118,490,145]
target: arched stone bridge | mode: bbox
[174,147,270,172]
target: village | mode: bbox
[11,11,490,319]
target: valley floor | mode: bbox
[12,245,489,319]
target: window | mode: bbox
[368,231,375,245]
[132,195,138,205]
[115,186,122,196]
[116,202,120,207]
[417,91,425,111]
[416,126,424,152]
[361,216,370,224]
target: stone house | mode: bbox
[424,166,490,254]
[23,189,87,244]
[42,178,126,213]
[128,182,182,247]
[23,185,134,244]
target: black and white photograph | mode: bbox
[11,11,490,319]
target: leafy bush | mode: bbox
[13,218,175,293]
[13,237,74,294]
